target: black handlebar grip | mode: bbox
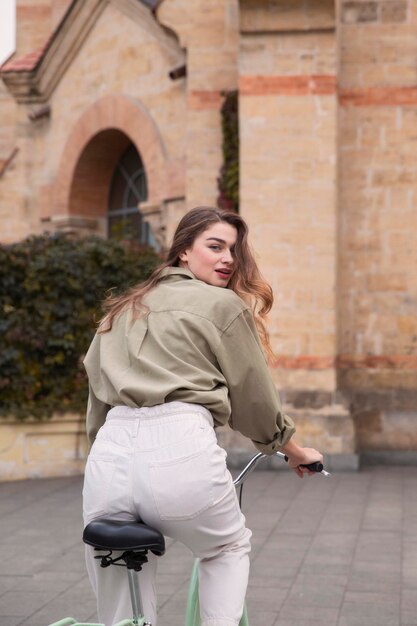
[301,461,324,472]
[284,456,323,473]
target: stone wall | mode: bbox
[338,0,417,450]
[0,415,88,481]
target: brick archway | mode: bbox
[53,94,170,222]
[68,129,133,221]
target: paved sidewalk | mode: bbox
[1,466,417,626]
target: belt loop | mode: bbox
[132,411,140,438]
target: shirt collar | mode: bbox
[160,267,196,281]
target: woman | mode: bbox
[83,206,323,626]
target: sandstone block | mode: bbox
[341,2,378,24]
[380,1,408,23]
[367,273,407,293]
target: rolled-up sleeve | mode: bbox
[214,310,296,454]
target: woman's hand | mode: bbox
[280,439,324,478]
[286,447,324,478]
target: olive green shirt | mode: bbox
[84,267,295,452]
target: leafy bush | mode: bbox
[0,233,160,420]
[218,90,239,212]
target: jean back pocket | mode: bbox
[149,448,213,521]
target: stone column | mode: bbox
[338,0,417,454]
[239,0,356,468]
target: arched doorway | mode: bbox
[53,94,185,248]
[67,128,156,246]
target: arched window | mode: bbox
[108,143,153,245]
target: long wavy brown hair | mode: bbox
[99,207,275,359]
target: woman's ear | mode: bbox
[179,251,188,263]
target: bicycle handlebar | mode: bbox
[232,451,330,487]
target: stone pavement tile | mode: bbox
[247,575,290,589]
[247,495,290,516]
[40,547,88,575]
[253,549,305,571]
[309,531,357,551]
[326,488,369,505]
[155,609,186,626]
[402,536,417,561]
[403,516,417,535]
[237,472,276,506]
[0,478,74,515]
[246,513,284,532]
[0,589,52,617]
[155,594,189,614]
[161,579,190,604]
[318,506,364,534]
[0,557,49,577]
[402,536,417,587]
[303,532,356,567]
[344,590,400,605]
[0,617,24,626]
[284,572,347,608]
[155,544,194,576]
[245,609,279,626]
[355,529,401,549]
[248,531,270,557]
[0,544,26,561]
[300,532,356,577]
[337,600,400,626]
[7,570,82,594]
[249,560,299,588]
[299,560,351,577]
[281,477,333,502]
[274,506,324,536]
[401,589,417,625]
[253,533,309,565]
[362,506,403,532]
[347,560,401,593]
[343,589,400,623]
[353,530,401,564]
[155,572,188,598]
[0,574,25,595]
[401,566,417,589]
[257,532,312,554]
[245,586,287,611]
[274,620,336,626]
[403,475,417,533]
[17,577,97,626]
[85,610,98,623]
[278,603,339,622]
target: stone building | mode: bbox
[1,0,416,473]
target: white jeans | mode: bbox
[83,402,252,626]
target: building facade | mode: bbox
[1,0,417,467]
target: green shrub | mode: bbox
[218,90,239,212]
[0,233,160,420]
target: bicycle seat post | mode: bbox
[127,567,145,625]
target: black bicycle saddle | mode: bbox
[83,519,165,556]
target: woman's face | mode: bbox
[179,221,237,287]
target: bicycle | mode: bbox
[48,451,329,626]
